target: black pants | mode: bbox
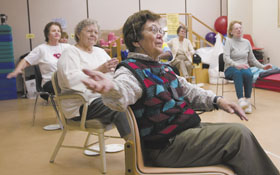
[73,98,131,138]
[41,80,54,101]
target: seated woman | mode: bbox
[167,25,195,79]
[7,21,70,100]
[57,19,130,139]
[81,10,279,175]
[224,20,272,114]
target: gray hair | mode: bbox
[74,18,100,42]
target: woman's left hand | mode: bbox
[98,58,119,73]
[217,98,248,121]
[263,64,272,70]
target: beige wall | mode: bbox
[228,0,280,67]
[1,0,226,91]
[228,0,253,35]
[253,0,280,66]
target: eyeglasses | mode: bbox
[145,25,165,35]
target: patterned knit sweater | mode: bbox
[117,58,201,149]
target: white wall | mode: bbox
[228,0,253,35]
[253,0,280,66]
[187,0,222,38]
[1,0,226,92]
[228,0,280,67]
[89,0,139,30]
[29,0,87,46]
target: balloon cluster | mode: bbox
[205,16,227,45]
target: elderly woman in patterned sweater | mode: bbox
[82,10,279,175]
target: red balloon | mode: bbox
[214,16,227,35]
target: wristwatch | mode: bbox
[213,96,223,110]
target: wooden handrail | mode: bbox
[193,31,214,47]
[160,13,224,49]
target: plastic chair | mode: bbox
[216,54,256,107]
[243,34,263,51]
[124,107,235,175]
[32,65,61,126]
[243,34,264,64]
[49,71,118,174]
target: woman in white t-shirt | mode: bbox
[57,19,130,139]
[7,21,70,100]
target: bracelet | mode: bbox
[213,96,223,110]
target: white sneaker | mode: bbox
[238,98,249,109]
[244,104,252,114]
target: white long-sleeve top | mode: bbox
[101,52,216,112]
[223,37,264,70]
[57,45,112,118]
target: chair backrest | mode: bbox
[51,71,68,127]
[33,65,43,92]
[243,34,255,47]
[51,71,61,95]
[218,53,225,72]
[127,107,145,169]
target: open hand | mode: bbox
[263,64,272,70]
[82,69,113,94]
[103,58,119,73]
[217,98,248,121]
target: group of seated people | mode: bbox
[7,10,279,175]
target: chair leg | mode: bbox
[222,79,225,97]
[49,129,67,163]
[49,96,63,129]
[98,132,107,174]
[216,76,219,95]
[84,132,91,148]
[32,94,39,126]
[253,86,256,109]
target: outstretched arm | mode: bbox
[82,69,113,94]
[6,59,30,79]
[217,97,248,121]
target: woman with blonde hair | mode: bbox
[223,20,272,113]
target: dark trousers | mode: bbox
[41,80,54,101]
[225,67,253,99]
[147,123,279,175]
[74,97,131,138]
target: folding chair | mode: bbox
[32,65,61,126]
[243,34,264,63]
[50,71,119,174]
[216,54,256,107]
[124,107,235,175]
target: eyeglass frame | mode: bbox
[143,24,165,35]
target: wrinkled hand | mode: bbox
[82,69,113,94]
[263,64,272,70]
[236,64,249,70]
[217,98,248,121]
[102,58,119,73]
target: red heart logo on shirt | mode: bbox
[53,53,61,59]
